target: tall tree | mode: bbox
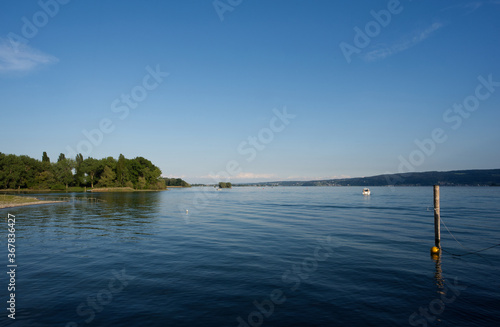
[116,154,128,186]
[42,152,50,163]
[74,153,84,186]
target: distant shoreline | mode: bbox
[236,169,500,187]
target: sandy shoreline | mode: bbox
[0,200,66,209]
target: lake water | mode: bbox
[1,187,499,327]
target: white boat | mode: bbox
[362,188,370,195]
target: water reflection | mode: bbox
[431,252,444,289]
[14,192,167,243]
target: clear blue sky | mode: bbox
[1,0,499,183]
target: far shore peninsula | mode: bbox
[0,195,65,209]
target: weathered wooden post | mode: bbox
[434,185,441,249]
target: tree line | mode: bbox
[0,152,183,190]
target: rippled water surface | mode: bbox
[1,187,499,326]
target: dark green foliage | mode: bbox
[116,154,128,186]
[54,158,75,189]
[218,182,232,188]
[0,154,42,189]
[42,152,50,163]
[98,166,116,187]
[163,178,190,187]
[80,157,102,188]
[34,171,56,189]
[50,183,66,191]
[75,153,84,186]
[0,152,166,190]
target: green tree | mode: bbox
[35,171,56,189]
[102,157,117,171]
[0,153,43,189]
[116,154,128,186]
[125,158,140,187]
[137,158,162,189]
[123,156,163,189]
[42,152,50,163]
[57,153,66,163]
[3,155,22,189]
[54,158,75,189]
[81,158,102,188]
[0,153,6,188]
[98,165,116,187]
[18,155,40,189]
[75,153,84,186]
[218,182,232,188]
[163,177,190,187]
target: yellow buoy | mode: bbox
[430,246,440,254]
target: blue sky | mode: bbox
[1,0,499,184]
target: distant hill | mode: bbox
[242,169,500,187]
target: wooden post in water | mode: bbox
[433,185,441,249]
